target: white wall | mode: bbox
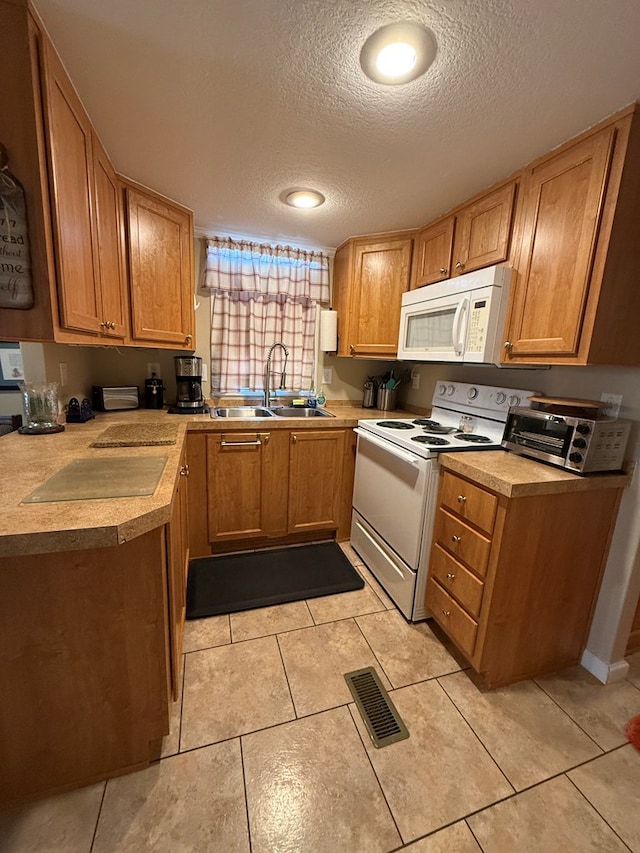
[401,361,640,678]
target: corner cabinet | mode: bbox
[426,466,625,687]
[503,104,640,365]
[411,182,517,288]
[333,232,414,358]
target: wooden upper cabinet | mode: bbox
[124,181,195,348]
[411,183,516,289]
[504,107,640,366]
[41,36,102,336]
[410,217,455,287]
[334,232,413,358]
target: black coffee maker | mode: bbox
[168,356,209,414]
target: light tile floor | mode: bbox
[2,544,640,853]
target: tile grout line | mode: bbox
[88,781,107,853]
[351,615,397,689]
[464,817,486,852]
[274,631,300,718]
[238,737,253,853]
[564,771,634,852]
[176,651,186,754]
[532,677,610,754]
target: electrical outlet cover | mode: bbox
[322,367,333,385]
[147,362,161,378]
[600,392,623,418]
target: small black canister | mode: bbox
[144,373,164,409]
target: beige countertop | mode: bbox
[439,450,633,498]
[0,403,414,558]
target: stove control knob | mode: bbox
[447,385,455,396]
[495,391,507,404]
[508,395,521,407]
[572,438,587,449]
[576,423,591,435]
[569,452,583,463]
[467,387,478,400]
[438,384,447,396]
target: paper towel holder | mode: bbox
[320,308,338,353]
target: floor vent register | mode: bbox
[344,667,409,748]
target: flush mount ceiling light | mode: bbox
[285,189,326,209]
[360,21,437,85]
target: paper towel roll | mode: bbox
[320,309,338,352]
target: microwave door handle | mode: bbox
[452,296,469,355]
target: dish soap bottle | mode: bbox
[316,385,326,407]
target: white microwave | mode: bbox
[397,265,512,364]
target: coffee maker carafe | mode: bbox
[169,356,208,414]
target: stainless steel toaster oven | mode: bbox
[91,385,139,411]
[502,407,630,474]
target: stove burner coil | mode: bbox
[422,425,456,435]
[376,421,414,429]
[412,419,440,427]
[454,433,492,443]
[411,435,451,446]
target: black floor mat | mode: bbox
[186,542,365,619]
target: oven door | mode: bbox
[352,429,429,568]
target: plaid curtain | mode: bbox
[202,238,330,393]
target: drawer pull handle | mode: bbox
[442,610,451,618]
[457,495,467,503]
[452,535,461,543]
[446,572,456,579]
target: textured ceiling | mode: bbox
[33,0,640,251]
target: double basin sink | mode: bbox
[212,406,334,419]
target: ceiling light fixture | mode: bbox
[285,189,326,209]
[360,22,437,86]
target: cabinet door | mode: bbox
[453,182,516,274]
[41,38,102,335]
[92,134,128,340]
[349,237,413,357]
[288,429,345,533]
[411,217,454,288]
[126,185,195,347]
[505,129,615,360]
[166,455,189,700]
[206,432,288,541]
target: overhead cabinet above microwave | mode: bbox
[397,265,512,365]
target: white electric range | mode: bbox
[350,380,538,620]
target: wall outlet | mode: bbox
[147,362,161,378]
[59,362,67,387]
[201,361,208,383]
[411,366,420,390]
[322,367,333,385]
[600,392,623,418]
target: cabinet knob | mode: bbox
[457,495,467,503]
[452,535,461,543]
[442,610,451,618]
[439,267,448,275]
[292,434,298,444]
[100,321,107,329]
[504,341,513,351]
[179,464,190,476]
[109,321,116,330]
[455,261,465,271]
[185,334,193,345]
[446,572,456,579]
[349,344,355,354]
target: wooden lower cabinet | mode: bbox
[426,469,624,687]
[196,426,354,554]
[166,450,190,699]
[0,528,173,806]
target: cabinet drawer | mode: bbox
[426,577,478,658]
[430,545,484,618]
[434,508,491,577]
[440,471,497,534]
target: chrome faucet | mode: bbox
[264,342,289,408]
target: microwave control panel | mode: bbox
[465,298,489,353]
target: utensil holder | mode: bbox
[378,388,397,411]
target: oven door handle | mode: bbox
[452,296,470,356]
[354,428,424,467]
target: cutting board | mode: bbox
[22,456,168,503]
[91,423,178,447]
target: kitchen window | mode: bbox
[201,237,329,394]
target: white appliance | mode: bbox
[351,380,537,621]
[397,265,512,364]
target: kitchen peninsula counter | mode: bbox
[0,403,413,558]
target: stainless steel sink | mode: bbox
[270,407,334,418]
[212,406,274,418]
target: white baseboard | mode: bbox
[581,649,630,684]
